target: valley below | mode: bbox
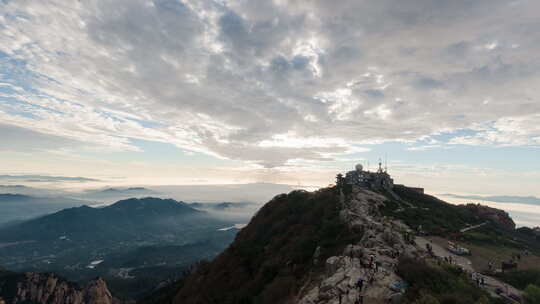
[0,197,253,300]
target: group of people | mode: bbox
[470,271,486,287]
[334,276,366,304]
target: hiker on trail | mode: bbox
[375,260,381,272]
[356,276,364,291]
[481,276,485,287]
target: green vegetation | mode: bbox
[524,285,540,304]
[495,270,540,290]
[397,257,502,304]
[460,224,540,259]
[169,187,362,304]
[461,224,522,249]
[383,186,484,235]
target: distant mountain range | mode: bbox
[188,202,255,211]
[442,193,540,205]
[0,193,89,226]
[75,187,158,203]
[0,182,298,205]
[0,197,240,299]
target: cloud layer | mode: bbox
[1,0,540,167]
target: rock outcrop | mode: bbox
[463,203,516,230]
[0,272,121,304]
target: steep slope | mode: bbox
[168,188,361,304]
[0,271,120,304]
[144,185,526,304]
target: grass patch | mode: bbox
[495,270,540,290]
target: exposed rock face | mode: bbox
[464,204,516,230]
[297,188,418,304]
[0,272,120,304]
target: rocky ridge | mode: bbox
[0,272,121,304]
[297,187,418,304]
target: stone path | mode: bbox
[298,189,417,304]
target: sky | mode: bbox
[0,0,539,197]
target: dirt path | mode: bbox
[460,222,488,233]
[416,237,522,299]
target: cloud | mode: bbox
[1,0,540,167]
[449,114,540,146]
[441,193,540,206]
[0,175,99,183]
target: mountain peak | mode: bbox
[146,181,538,304]
[106,197,195,213]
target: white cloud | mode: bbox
[1,0,540,168]
[449,114,540,147]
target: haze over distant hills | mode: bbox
[0,193,88,226]
[1,183,296,204]
[442,194,540,206]
[77,187,158,203]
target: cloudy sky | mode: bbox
[0,0,539,196]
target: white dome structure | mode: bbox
[355,164,363,172]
